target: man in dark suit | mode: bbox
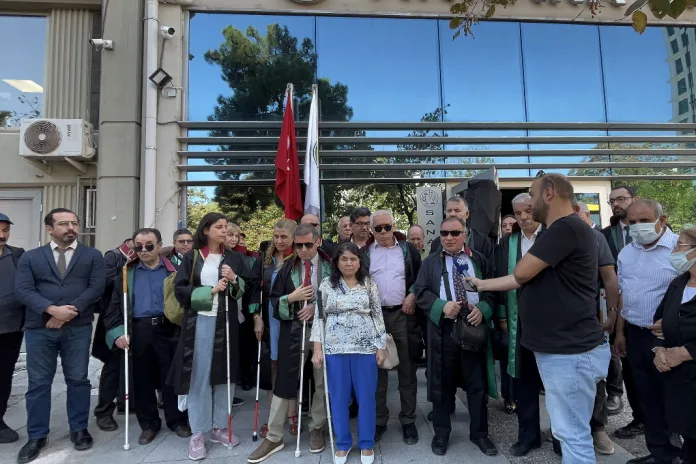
[0,213,25,444]
[14,208,105,464]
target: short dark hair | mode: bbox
[329,242,368,288]
[133,228,162,243]
[294,223,320,240]
[193,212,227,249]
[173,228,193,241]
[538,173,574,201]
[350,207,371,224]
[123,238,133,244]
[611,184,637,198]
[446,196,469,209]
[441,217,468,231]
[44,208,78,227]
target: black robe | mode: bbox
[167,248,255,395]
[91,247,128,363]
[654,273,696,439]
[413,248,498,403]
[270,251,331,400]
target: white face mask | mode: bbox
[629,220,662,245]
[670,248,696,273]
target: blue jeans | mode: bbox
[326,353,378,451]
[535,342,610,464]
[25,324,93,439]
[188,315,234,433]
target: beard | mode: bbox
[531,198,549,224]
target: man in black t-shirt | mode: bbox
[468,174,609,464]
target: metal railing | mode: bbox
[177,120,696,186]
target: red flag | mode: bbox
[275,90,303,221]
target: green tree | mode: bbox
[237,204,284,251]
[0,111,10,128]
[186,187,220,230]
[569,143,696,231]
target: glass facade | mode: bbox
[186,13,696,232]
[0,15,47,128]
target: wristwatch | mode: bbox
[608,307,618,313]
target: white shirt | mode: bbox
[520,224,542,257]
[369,239,406,306]
[199,253,223,317]
[618,229,681,328]
[440,250,479,318]
[683,286,696,305]
[50,241,77,268]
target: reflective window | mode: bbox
[679,78,687,95]
[0,15,47,128]
[679,99,689,115]
[676,58,684,74]
[667,27,675,36]
[682,32,689,47]
[671,39,679,54]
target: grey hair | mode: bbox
[441,217,469,233]
[446,196,469,209]
[294,223,320,240]
[628,199,664,218]
[370,210,395,226]
[511,193,531,206]
[576,201,590,213]
[407,224,424,236]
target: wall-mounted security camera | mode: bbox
[160,26,176,40]
[89,38,114,50]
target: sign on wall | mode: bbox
[416,186,443,253]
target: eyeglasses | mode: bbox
[373,225,393,233]
[176,239,193,244]
[440,230,464,237]
[608,196,632,205]
[353,221,370,228]
[676,242,696,248]
[294,242,315,250]
[134,243,157,252]
[56,221,79,227]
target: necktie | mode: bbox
[624,225,632,245]
[450,254,469,304]
[303,260,312,288]
[56,248,67,278]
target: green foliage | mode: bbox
[186,188,220,231]
[237,203,285,251]
[0,111,10,128]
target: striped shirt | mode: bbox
[617,229,681,328]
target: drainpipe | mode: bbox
[143,0,159,227]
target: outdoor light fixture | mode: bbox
[148,67,173,89]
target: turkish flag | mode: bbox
[274,91,303,221]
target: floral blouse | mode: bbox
[310,276,387,355]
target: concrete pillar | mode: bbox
[95,0,144,251]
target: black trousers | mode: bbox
[591,380,608,432]
[432,321,488,439]
[94,350,127,418]
[610,331,643,422]
[238,312,256,388]
[514,346,541,447]
[500,358,515,403]
[0,331,23,420]
[625,323,679,462]
[131,319,187,431]
[682,437,696,462]
[606,350,624,398]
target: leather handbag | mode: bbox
[380,334,400,370]
[451,310,488,352]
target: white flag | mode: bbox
[304,84,320,216]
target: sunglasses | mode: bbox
[374,225,393,233]
[176,239,193,244]
[294,242,315,250]
[134,243,157,252]
[440,230,464,238]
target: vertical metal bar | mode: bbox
[518,23,532,176]
[596,25,613,176]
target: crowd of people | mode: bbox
[0,172,695,464]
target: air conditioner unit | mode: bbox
[19,119,96,160]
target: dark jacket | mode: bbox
[600,217,624,266]
[168,248,253,394]
[0,245,25,334]
[413,247,498,401]
[15,243,105,330]
[653,272,696,438]
[271,251,332,400]
[494,224,545,377]
[103,258,178,349]
[429,228,495,271]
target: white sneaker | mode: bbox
[361,449,375,464]
[334,447,351,464]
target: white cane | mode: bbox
[122,266,130,451]
[316,291,336,462]
[224,278,233,449]
[295,313,307,458]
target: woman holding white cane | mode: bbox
[311,242,387,464]
[170,212,252,461]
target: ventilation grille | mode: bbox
[23,120,62,154]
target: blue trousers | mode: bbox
[25,324,93,439]
[326,353,378,451]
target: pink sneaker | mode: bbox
[188,433,206,461]
[210,428,240,448]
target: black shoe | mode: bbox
[627,456,666,464]
[472,436,498,456]
[606,395,623,416]
[96,416,118,432]
[242,382,254,392]
[17,438,48,464]
[616,420,645,439]
[510,441,541,457]
[70,429,93,451]
[0,420,19,444]
[174,424,192,438]
[504,400,517,415]
[374,425,387,442]
[232,397,244,407]
[348,401,359,419]
[402,423,419,445]
[431,434,449,456]
[138,428,159,446]
[552,437,562,456]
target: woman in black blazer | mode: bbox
[653,226,696,463]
